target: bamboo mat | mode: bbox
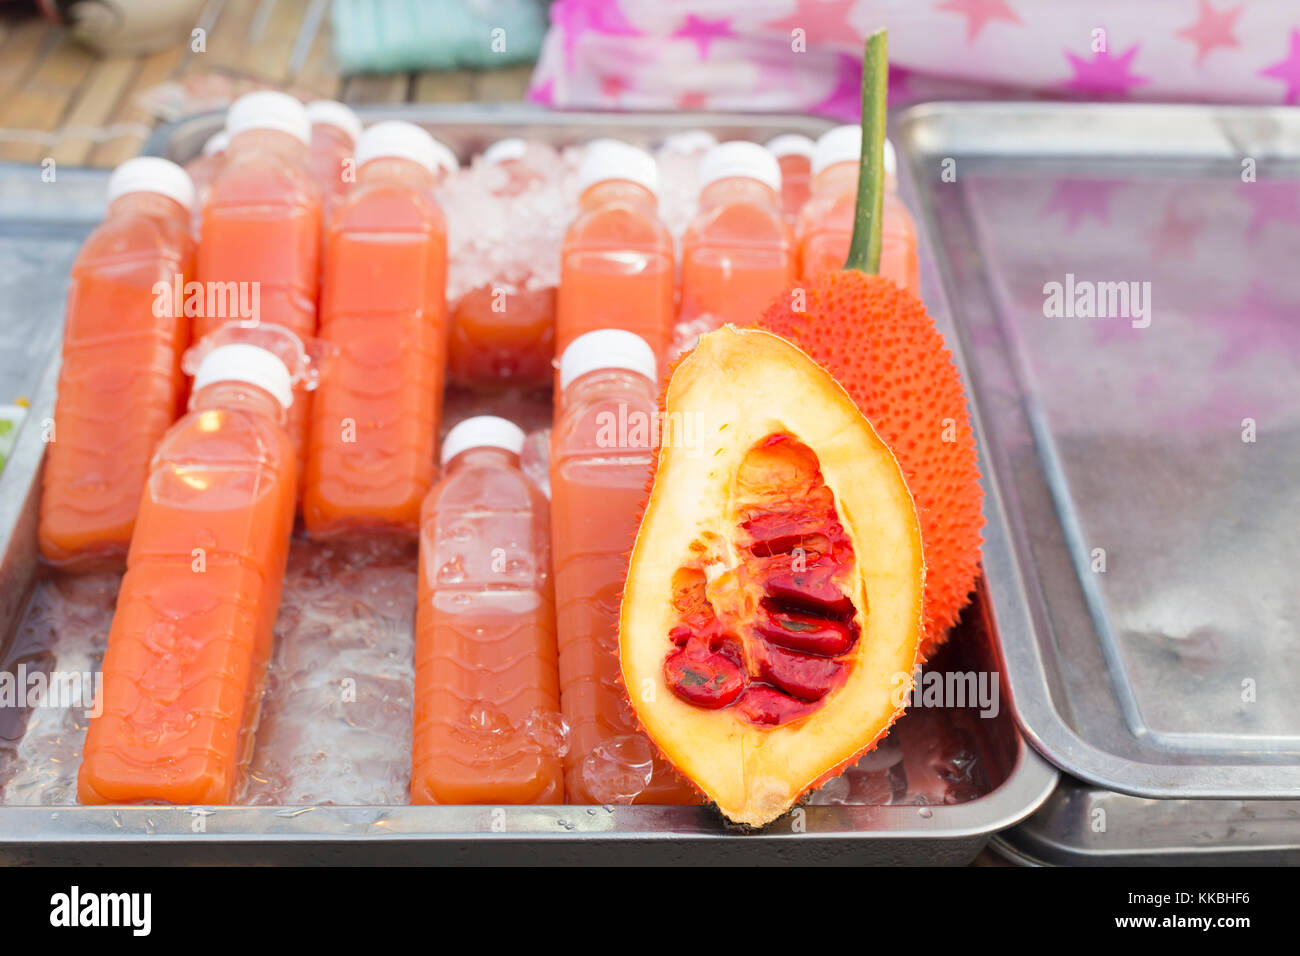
[0,0,534,168]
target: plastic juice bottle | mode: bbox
[305,100,363,216]
[677,141,797,332]
[448,137,555,388]
[765,133,814,225]
[184,131,227,237]
[480,136,545,194]
[303,121,449,537]
[78,326,305,804]
[196,91,321,497]
[797,125,919,294]
[411,416,563,804]
[550,330,698,804]
[38,158,196,569]
[555,141,675,379]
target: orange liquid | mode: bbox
[449,284,555,388]
[303,157,447,536]
[678,177,797,331]
[78,381,297,804]
[412,446,563,804]
[551,370,699,804]
[196,128,321,497]
[776,153,811,224]
[797,161,919,294]
[308,122,355,216]
[184,150,224,240]
[448,152,555,388]
[555,180,675,373]
[39,192,194,569]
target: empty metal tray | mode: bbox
[897,102,1300,798]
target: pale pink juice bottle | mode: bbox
[412,416,563,804]
[448,137,555,388]
[555,141,675,376]
[678,141,797,332]
[305,100,363,216]
[197,91,321,498]
[550,330,698,805]
[184,131,227,238]
[304,120,450,537]
[797,125,919,294]
[764,134,814,225]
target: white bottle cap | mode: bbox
[699,140,782,192]
[662,130,717,154]
[226,90,311,146]
[201,130,229,157]
[811,124,897,178]
[354,120,438,173]
[106,157,196,211]
[481,137,527,166]
[578,139,658,196]
[191,343,294,409]
[441,415,526,464]
[306,100,363,144]
[430,138,460,176]
[765,133,815,160]
[559,329,657,393]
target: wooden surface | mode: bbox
[0,0,534,167]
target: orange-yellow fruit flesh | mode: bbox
[620,327,924,827]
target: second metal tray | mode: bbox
[897,102,1300,799]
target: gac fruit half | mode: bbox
[619,327,925,827]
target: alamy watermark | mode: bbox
[152,274,259,323]
[1043,273,1151,328]
[0,665,102,718]
[595,405,703,456]
[891,667,1000,718]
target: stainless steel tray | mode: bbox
[992,774,1300,866]
[896,102,1300,799]
[0,107,1057,864]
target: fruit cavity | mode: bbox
[662,434,858,727]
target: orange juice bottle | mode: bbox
[765,133,814,225]
[184,131,227,237]
[797,125,919,294]
[550,330,698,805]
[412,416,563,804]
[448,137,555,388]
[305,100,363,216]
[78,324,305,804]
[196,91,321,497]
[303,121,448,537]
[39,157,196,569]
[555,141,674,375]
[677,141,796,332]
[480,137,546,193]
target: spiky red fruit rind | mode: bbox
[758,271,984,657]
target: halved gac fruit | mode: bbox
[620,326,925,827]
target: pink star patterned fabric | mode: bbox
[529,0,1300,117]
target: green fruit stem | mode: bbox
[844,29,887,276]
